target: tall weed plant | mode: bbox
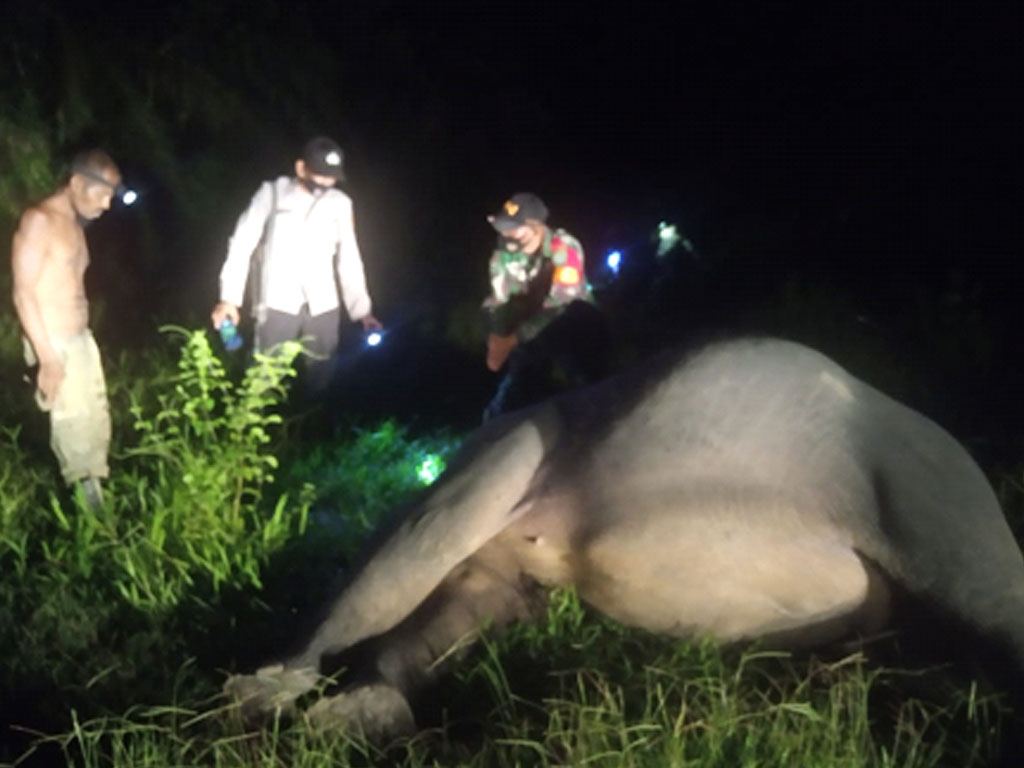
[0,329,312,617]
[111,328,312,609]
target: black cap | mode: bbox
[488,192,549,232]
[302,136,345,180]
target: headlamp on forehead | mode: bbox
[77,169,139,206]
[117,184,138,206]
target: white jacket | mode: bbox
[218,176,372,319]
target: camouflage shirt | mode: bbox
[482,227,594,340]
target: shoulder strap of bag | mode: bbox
[251,180,278,325]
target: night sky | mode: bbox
[323,2,1024,311]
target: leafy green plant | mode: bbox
[106,328,312,608]
[0,426,49,577]
[1,327,313,620]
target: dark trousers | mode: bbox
[257,306,341,396]
[484,300,610,421]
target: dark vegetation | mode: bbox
[2,2,1023,766]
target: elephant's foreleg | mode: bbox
[307,546,546,738]
[293,406,559,669]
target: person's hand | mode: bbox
[360,314,383,332]
[211,301,240,330]
[486,333,518,372]
[37,358,66,409]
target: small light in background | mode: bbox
[656,221,680,256]
[606,250,622,275]
[416,453,444,485]
[366,331,383,347]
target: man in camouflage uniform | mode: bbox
[482,192,608,420]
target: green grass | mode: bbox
[0,319,1019,767]
[13,613,1005,768]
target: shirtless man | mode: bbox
[11,149,121,508]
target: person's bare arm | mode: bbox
[11,208,64,405]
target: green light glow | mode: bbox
[417,454,445,485]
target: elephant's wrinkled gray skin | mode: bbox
[226,338,1024,739]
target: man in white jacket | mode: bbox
[211,136,381,392]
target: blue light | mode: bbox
[366,331,383,347]
[606,250,622,275]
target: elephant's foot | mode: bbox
[305,682,416,743]
[223,664,321,722]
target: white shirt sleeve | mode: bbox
[218,181,274,307]
[335,196,373,321]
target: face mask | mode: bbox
[299,177,332,195]
[499,236,522,253]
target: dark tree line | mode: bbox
[2,1,1022,455]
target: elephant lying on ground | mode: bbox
[226,337,1024,740]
